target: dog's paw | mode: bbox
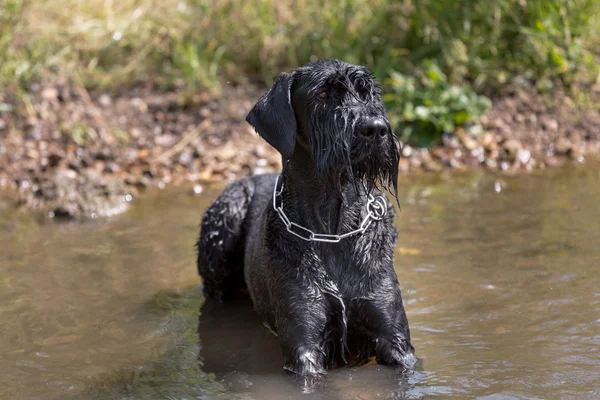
[283,345,328,390]
[284,369,327,393]
[375,338,416,370]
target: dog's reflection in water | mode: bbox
[197,292,417,400]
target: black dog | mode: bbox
[196,59,414,382]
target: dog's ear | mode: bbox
[246,72,296,159]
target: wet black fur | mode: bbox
[196,59,414,383]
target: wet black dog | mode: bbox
[196,59,414,383]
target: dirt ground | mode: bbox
[1,79,599,219]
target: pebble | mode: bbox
[554,137,572,155]
[98,94,112,107]
[517,149,531,164]
[460,134,478,151]
[480,133,496,150]
[503,139,522,156]
[541,117,559,132]
[41,87,59,101]
[253,167,268,175]
[442,133,460,149]
[215,145,237,161]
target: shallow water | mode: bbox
[1,166,599,400]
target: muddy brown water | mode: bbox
[1,166,599,400]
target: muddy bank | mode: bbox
[0,80,599,219]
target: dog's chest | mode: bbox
[314,241,377,297]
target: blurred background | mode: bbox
[0,0,599,218]
[1,2,600,400]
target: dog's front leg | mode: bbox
[356,277,416,369]
[275,285,329,382]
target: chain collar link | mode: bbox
[272,174,387,243]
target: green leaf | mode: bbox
[453,110,471,125]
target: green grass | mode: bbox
[1,0,599,145]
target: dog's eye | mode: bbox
[317,91,328,99]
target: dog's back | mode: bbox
[196,173,277,302]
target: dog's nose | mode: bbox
[359,118,389,139]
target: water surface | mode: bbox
[1,166,599,399]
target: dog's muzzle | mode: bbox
[272,174,387,243]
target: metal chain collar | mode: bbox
[272,174,387,243]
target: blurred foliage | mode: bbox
[385,62,492,147]
[0,0,598,143]
[0,0,45,88]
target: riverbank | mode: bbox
[1,80,599,219]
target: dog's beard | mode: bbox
[350,133,400,202]
[307,107,400,202]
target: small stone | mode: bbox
[431,147,448,162]
[41,87,59,101]
[199,168,213,181]
[467,124,483,136]
[485,158,497,169]
[448,158,462,169]
[26,148,39,159]
[460,134,478,151]
[256,158,268,167]
[215,145,237,161]
[541,117,559,132]
[137,148,150,160]
[200,107,211,118]
[442,133,460,149]
[130,128,142,138]
[155,134,176,147]
[253,167,268,175]
[517,149,531,164]
[471,146,485,162]
[58,168,78,179]
[178,150,193,166]
[526,113,537,125]
[503,139,522,156]
[130,97,148,112]
[255,144,267,157]
[480,133,497,151]
[98,94,112,107]
[104,162,120,174]
[554,137,572,155]
[93,160,106,173]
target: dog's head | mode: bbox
[247,59,400,197]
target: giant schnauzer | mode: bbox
[196,59,415,382]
